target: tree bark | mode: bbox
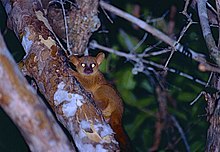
[197,0,220,151]
[46,0,100,55]
[0,32,75,152]
[1,0,119,151]
[205,74,220,152]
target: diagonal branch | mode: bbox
[99,1,206,63]
[197,0,220,65]
[90,41,208,86]
[0,32,75,152]
[170,115,190,152]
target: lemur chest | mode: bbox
[77,76,100,93]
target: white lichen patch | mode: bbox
[82,144,108,152]
[80,120,115,144]
[22,27,33,58]
[80,120,91,130]
[75,135,109,152]
[62,101,77,118]
[75,120,116,152]
[95,123,114,139]
[96,144,108,152]
[81,144,94,152]
[54,82,84,117]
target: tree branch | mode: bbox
[46,0,100,55]
[90,41,208,86]
[198,0,220,66]
[99,1,206,63]
[0,32,75,152]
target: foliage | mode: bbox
[96,0,209,151]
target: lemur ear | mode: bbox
[69,55,79,66]
[96,52,105,65]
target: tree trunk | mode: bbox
[0,0,120,151]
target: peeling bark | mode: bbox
[1,0,119,151]
[46,0,100,55]
[0,33,75,152]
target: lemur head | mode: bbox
[70,52,105,75]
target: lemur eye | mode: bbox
[91,63,96,68]
[81,63,86,67]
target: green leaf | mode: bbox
[141,80,154,93]
[120,89,137,105]
[169,108,187,121]
[176,92,196,102]
[116,69,136,90]
[135,96,154,108]
[191,141,204,151]
[126,114,147,139]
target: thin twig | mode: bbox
[190,72,213,105]
[142,41,163,56]
[90,41,207,86]
[100,3,114,24]
[143,60,207,86]
[90,41,135,59]
[206,72,213,87]
[190,91,206,106]
[163,5,178,68]
[119,29,134,51]
[60,0,71,55]
[176,19,194,44]
[207,2,217,15]
[170,115,190,152]
[164,48,175,69]
[146,11,169,23]
[143,48,171,57]
[99,1,206,63]
[181,0,191,16]
[132,33,148,52]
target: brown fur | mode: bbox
[70,52,132,151]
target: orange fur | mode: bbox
[69,52,132,151]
